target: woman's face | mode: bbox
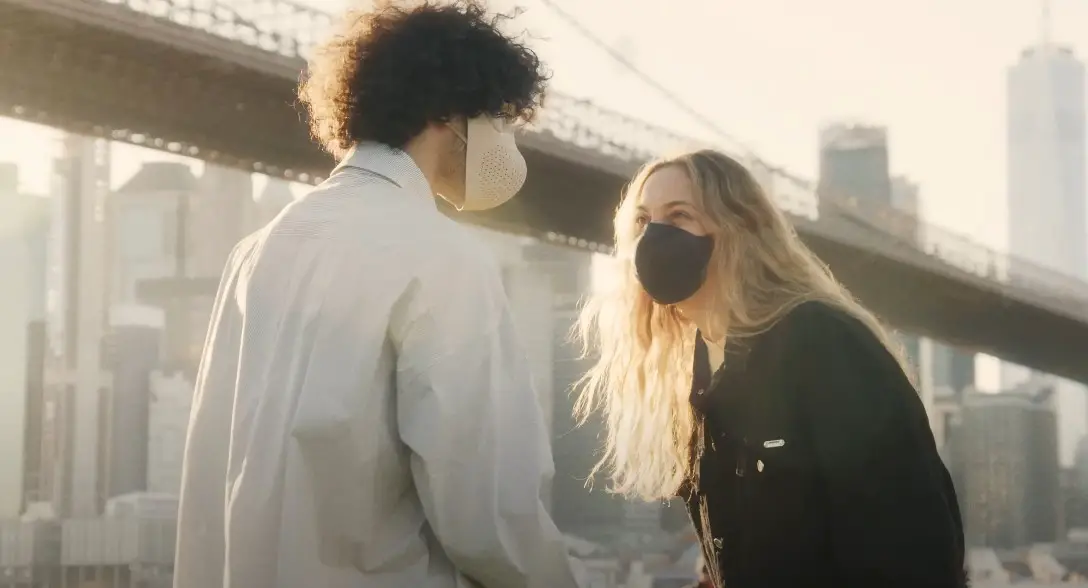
[630,165,722,317]
[634,165,709,236]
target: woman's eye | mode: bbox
[635,216,649,227]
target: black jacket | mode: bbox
[682,301,967,588]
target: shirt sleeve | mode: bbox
[787,305,967,587]
[175,239,251,588]
[389,243,584,588]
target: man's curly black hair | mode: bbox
[299,0,549,157]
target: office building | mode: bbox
[1003,26,1087,465]
[531,246,628,542]
[817,123,892,211]
[959,383,1061,548]
[819,127,922,381]
[99,306,164,500]
[147,371,193,495]
[932,392,966,519]
[472,229,558,437]
[1005,43,1086,304]
[929,342,976,394]
[111,161,203,373]
[890,174,921,243]
[0,163,50,517]
[44,135,111,517]
[189,164,257,277]
[255,177,294,227]
[475,234,631,541]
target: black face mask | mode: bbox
[634,222,714,305]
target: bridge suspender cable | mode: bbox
[532,0,810,187]
[532,0,755,152]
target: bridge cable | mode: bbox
[531,0,816,189]
[531,0,976,275]
[532,0,757,156]
[535,0,1078,304]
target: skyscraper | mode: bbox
[189,164,257,278]
[959,384,1061,548]
[818,123,892,212]
[1006,21,1087,292]
[255,177,294,228]
[110,161,203,372]
[890,174,921,243]
[44,135,111,517]
[818,128,921,375]
[527,245,627,542]
[1003,12,1086,465]
[928,341,976,395]
[99,306,164,500]
[887,176,923,379]
[0,163,49,517]
[472,229,559,439]
[147,370,193,495]
[110,162,198,305]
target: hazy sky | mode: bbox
[7,0,1087,250]
[1,0,1087,457]
[310,0,1088,255]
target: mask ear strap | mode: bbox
[446,122,467,145]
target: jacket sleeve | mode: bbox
[787,305,966,587]
[388,245,584,588]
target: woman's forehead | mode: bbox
[638,166,697,209]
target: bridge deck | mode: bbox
[2,0,1088,382]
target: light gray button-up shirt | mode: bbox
[174,143,583,588]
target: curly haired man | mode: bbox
[174,2,584,587]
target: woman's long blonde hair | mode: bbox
[575,149,911,501]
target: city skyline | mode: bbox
[4,0,1087,396]
[0,2,1087,584]
[295,0,1088,252]
[4,0,1086,247]
[0,5,1082,406]
[0,3,1084,417]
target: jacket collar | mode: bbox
[332,142,435,208]
[695,330,752,376]
[690,330,752,415]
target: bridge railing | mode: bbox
[532,93,1088,311]
[532,95,707,164]
[97,0,332,58]
[847,198,1088,314]
[92,0,1088,318]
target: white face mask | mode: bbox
[449,116,527,212]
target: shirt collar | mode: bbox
[332,142,435,207]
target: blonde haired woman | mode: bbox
[578,150,966,588]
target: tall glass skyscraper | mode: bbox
[1004,41,1086,465]
[818,125,923,377]
[0,163,49,517]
